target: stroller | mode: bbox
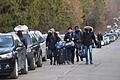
[55,41,65,65]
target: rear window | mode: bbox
[35,32,45,42]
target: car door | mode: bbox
[15,37,26,69]
[39,37,46,58]
[29,33,40,62]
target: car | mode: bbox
[30,31,47,61]
[43,34,47,40]
[22,31,43,70]
[0,33,28,79]
[102,36,110,45]
[14,25,43,70]
[111,32,119,40]
[104,33,116,42]
[60,34,65,41]
[115,29,120,36]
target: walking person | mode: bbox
[97,32,103,48]
[74,26,83,62]
[64,27,75,64]
[82,26,97,64]
[46,28,61,65]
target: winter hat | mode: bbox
[50,28,55,32]
[84,26,93,32]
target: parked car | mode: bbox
[111,32,119,40]
[102,36,110,45]
[115,29,120,36]
[104,33,116,42]
[30,31,47,61]
[0,33,28,79]
[60,34,65,41]
[22,31,43,70]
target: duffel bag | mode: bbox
[65,41,75,48]
[79,48,86,58]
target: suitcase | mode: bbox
[56,48,65,65]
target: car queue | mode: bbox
[0,25,47,79]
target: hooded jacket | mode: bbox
[82,26,97,46]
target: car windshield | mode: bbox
[0,35,13,47]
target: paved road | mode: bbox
[1,38,120,80]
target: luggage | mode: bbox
[64,41,75,48]
[55,41,65,64]
[78,48,86,58]
[56,48,65,65]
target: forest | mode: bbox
[0,0,107,33]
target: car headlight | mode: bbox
[27,48,31,53]
[0,52,13,59]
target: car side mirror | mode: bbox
[18,42,24,47]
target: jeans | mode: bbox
[63,48,67,61]
[64,47,75,64]
[84,45,93,64]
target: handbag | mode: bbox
[78,48,86,58]
[55,41,63,49]
[65,41,75,47]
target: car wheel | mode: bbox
[10,59,19,79]
[21,58,28,74]
[29,57,36,70]
[37,54,42,67]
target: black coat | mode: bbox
[97,34,103,41]
[82,32,97,46]
[46,33,61,50]
[64,32,75,43]
[74,30,83,48]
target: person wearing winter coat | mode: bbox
[74,26,83,62]
[97,32,103,48]
[46,28,61,65]
[64,27,75,64]
[82,26,97,64]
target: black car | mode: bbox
[22,31,42,70]
[0,33,28,79]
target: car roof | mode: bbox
[0,33,13,36]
